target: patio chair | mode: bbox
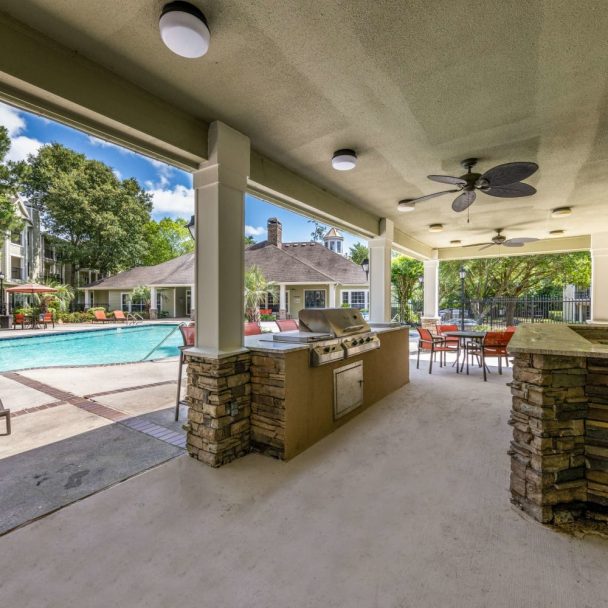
[12,313,27,330]
[92,310,112,323]
[0,398,10,435]
[41,312,54,329]
[465,330,514,378]
[175,323,195,421]
[112,310,128,322]
[276,319,298,332]
[244,322,262,336]
[416,327,454,374]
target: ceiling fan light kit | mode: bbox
[398,158,538,214]
[397,199,416,212]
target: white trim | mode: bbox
[341,288,369,309]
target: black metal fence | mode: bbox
[441,297,591,329]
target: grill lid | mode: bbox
[298,308,371,337]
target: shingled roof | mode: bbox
[86,240,366,289]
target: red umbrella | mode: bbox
[6,283,59,294]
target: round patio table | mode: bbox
[443,330,488,381]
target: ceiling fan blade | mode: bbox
[427,175,467,186]
[463,242,492,248]
[408,189,459,204]
[481,162,538,187]
[452,190,476,212]
[483,182,536,198]
[504,237,539,246]
[478,243,496,251]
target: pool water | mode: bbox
[0,324,184,372]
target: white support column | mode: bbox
[190,284,195,320]
[421,258,440,329]
[328,283,337,308]
[193,122,250,354]
[84,289,91,309]
[149,286,158,320]
[279,283,287,319]
[591,232,608,324]
[368,218,394,323]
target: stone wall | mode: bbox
[510,352,608,524]
[250,353,286,459]
[185,353,251,467]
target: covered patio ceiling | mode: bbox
[1,1,607,256]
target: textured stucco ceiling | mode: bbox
[2,0,608,249]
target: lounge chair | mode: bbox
[41,312,54,329]
[92,310,112,323]
[12,313,27,329]
[244,322,262,336]
[112,310,127,322]
[276,319,298,332]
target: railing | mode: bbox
[441,297,591,329]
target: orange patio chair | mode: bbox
[12,313,26,330]
[41,312,54,329]
[92,310,111,323]
[416,327,455,374]
[244,322,262,336]
[276,319,298,332]
[112,310,127,322]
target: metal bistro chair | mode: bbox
[0,398,11,435]
[175,323,196,422]
[436,324,461,367]
[416,327,455,374]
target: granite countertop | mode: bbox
[508,323,608,359]
[245,324,409,354]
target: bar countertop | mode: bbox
[508,323,608,359]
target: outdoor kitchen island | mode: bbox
[246,320,409,460]
[184,309,409,467]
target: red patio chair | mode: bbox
[436,323,461,367]
[465,330,514,378]
[41,312,54,329]
[416,327,455,374]
[244,322,262,336]
[276,319,298,332]
[175,323,196,421]
[12,313,26,329]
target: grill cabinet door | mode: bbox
[334,361,363,419]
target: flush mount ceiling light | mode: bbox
[549,229,565,236]
[428,224,444,233]
[397,199,416,212]
[551,206,572,218]
[450,239,462,245]
[332,149,357,171]
[160,2,210,58]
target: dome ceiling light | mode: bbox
[551,207,572,218]
[332,149,357,171]
[160,2,210,58]
[450,239,462,245]
[397,199,416,212]
[549,229,565,236]
[428,224,444,233]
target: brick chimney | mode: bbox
[267,217,282,248]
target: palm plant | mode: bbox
[36,281,75,313]
[244,265,277,322]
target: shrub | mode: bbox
[260,313,275,321]
[548,311,563,322]
[88,306,106,313]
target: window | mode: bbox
[10,231,21,245]
[304,289,326,308]
[185,290,191,315]
[342,290,368,310]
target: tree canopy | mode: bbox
[391,255,424,323]
[308,219,328,242]
[0,126,25,238]
[142,217,194,266]
[349,242,368,265]
[22,143,152,283]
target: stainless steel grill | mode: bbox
[273,308,380,366]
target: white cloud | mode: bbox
[245,225,266,237]
[112,168,122,179]
[147,184,194,217]
[0,102,43,161]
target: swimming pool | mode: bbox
[0,324,184,372]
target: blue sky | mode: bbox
[0,101,362,251]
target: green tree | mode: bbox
[244,265,277,322]
[391,255,424,323]
[349,242,368,265]
[439,252,591,324]
[142,217,194,266]
[0,126,25,238]
[308,219,327,242]
[23,143,152,286]
[244,235,256,246]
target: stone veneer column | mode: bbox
[186,352,251,467]
[509,353,588,523]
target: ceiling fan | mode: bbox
[463,229,539,251]
[398,158,538,213]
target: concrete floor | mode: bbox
[1,356,607,607]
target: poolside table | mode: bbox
[443,330,488,381]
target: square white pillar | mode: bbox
[279,283,287,319]
[368,218,394,323]
[591,232,608,323]
[149,286,158,319]
[84,289,91,309]
[422,258,440,322]
[328,283,337,308]
[193,122,250,354]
